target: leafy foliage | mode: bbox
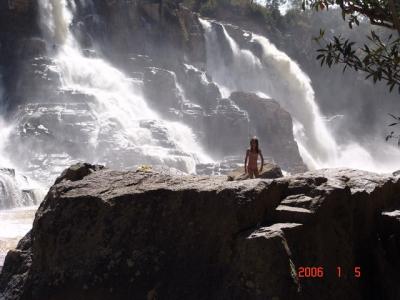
[304,0,400,30]
[303,0,400,92]
[183,0,400,143]
[301,0,400,143]
[386,113,400,145]
[314,30,400,92]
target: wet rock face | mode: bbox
[143,67,184,114]
[0,0,42,110]
[1,165,400,299]
[74,1,206,68]
[204,98,250,157]
[178,64,221,111]
[230,92,307,173]
[140,62,305,171]
[6,103,205,184]
[6,103,98,184]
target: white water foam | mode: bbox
[0,206,37,269]
[200,18,400,173]
[39,0,212,174]
[0,92,45,210]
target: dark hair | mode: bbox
[250,136,259,153]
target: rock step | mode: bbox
[273,205,314,224]
[280,194,314,209]
[249,223,303,239]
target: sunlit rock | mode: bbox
[1,165,400,299]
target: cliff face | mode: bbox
[0,0,42,110]
[0,0,307,177]
[1,164,400,300]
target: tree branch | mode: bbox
[388,0,400,35]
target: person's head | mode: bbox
[250,136,259,152]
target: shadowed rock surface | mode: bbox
[230,92,307,173]
[227,162,283,181]
[1,164,400,300]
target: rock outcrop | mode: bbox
[1,164,400,299]
[230,92,307,173]
[227,162,283,180]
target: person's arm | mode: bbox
[244,149,249,174]
[259,150,264,172]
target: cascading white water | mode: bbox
[0,169,44,209]
[0,77,45,269]
[0,206,37,270]
[200,19,337,166]
[38,0,212,174]
[200,18,400,173]
[0,85,45,210]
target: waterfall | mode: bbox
[200,19,400,172]
[0,169,44,209]
[38,0,212,174]
[0,121,45,209]
[200,19,338,167]
[0,118,20,209]
[0,72,45,209]
[38,0,72,45]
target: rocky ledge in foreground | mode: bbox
[1,164,400,300]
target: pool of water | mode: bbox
[0,206,37,270]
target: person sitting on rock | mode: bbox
[244,136,264,178]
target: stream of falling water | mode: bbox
[39,0,212,175]
[200,18,400,173]
[0,91,43,269]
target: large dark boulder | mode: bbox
[143,67,184,113]
[230,92,307,173]
[227,162,283,181]
[0,0,43,112]
[178,64,221,111]
[1,165,400,299]
[204,98,250,158]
